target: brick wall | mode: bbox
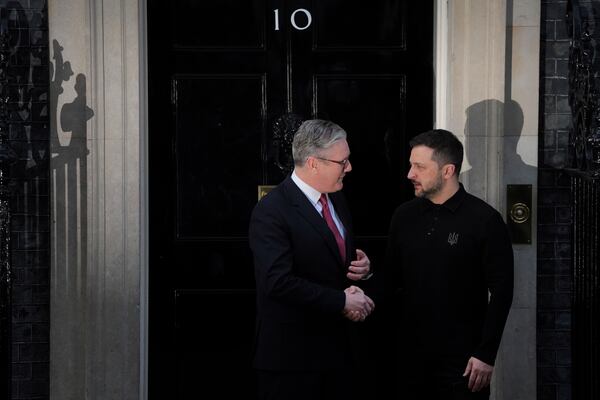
[538,1,572,399]
[3,0,50,399]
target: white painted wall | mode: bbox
[48,0,144,399]
[496,2,539,400]
[436,1,538,399]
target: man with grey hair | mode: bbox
[249,119,374,400]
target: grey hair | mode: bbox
[292,119,347,166]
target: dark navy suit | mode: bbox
[249,176,360,399]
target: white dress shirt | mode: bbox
[291,171,346,239]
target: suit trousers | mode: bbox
[257,368,358,400]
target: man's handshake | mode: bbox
[343,285,375,322]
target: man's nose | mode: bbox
[345,160,352,172]
[407,167,415,179]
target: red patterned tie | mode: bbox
[319,194,346,263]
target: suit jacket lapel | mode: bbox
[282,177,345,267]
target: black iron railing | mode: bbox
[0,7,13,399]
[571,177,599,400]
[567,1,600,399]
[567,0,600,177]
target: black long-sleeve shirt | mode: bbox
[385,184,514,372]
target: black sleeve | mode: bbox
[248,200,345,314]
[472,211,514,365]
[370,207,403,306]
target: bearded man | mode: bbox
[384,129,514,400]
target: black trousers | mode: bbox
[404,381,490,400]
[393,351,490,400]
[257,369,358,400]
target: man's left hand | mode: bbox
[463,357,493,392]
[347,249,371,281]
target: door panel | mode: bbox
[148,1,433,398]
[172,0,266,48]
[174,289,256,397]
[314,75,406,235]
[313,0,406,48]
[174,76,265,237]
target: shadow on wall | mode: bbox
[460,99,537,197]
[49,36,93,290]
[48,38,94,397]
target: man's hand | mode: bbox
[344,286,363,322]
[347,249,371,281]
[343,285,375,322]
[463,357,493,392]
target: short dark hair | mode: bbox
[409,129,464,175]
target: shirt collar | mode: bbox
[291,170,322,207]
[419,183,467,213]
[443,183,467,212]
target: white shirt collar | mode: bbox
[291,170,322,207]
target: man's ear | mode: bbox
[306,156,318,172]
[443,164,456,179]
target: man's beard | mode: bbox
[415,173,443,199]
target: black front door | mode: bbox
[148,1,433,398]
